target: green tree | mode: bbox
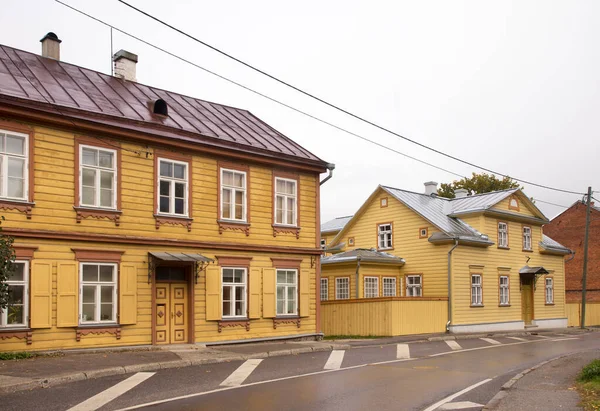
[437,173,522,199]
[0,218,16,311]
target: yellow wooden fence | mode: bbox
[566,302,600,327]
[321,297,448,337]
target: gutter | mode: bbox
[355,256,361,298]
[566,250,576,263]
[320,163,336,186]
[447,239,459,332]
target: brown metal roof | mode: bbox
[0,44,326,166]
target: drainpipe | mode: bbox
[355,256,362,299]
[565,250,576,263]
[447,239,459,332]
[319,163,336,186]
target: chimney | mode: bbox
[424,181,438,196]
[113,50,138,82]
[40,32,61,60]
[454,188,469,199]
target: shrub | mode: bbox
[579,359,600,382]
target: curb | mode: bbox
[482,353,571,410]
[0,343,350,395]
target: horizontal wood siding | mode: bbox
[566,303,600,327]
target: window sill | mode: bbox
[218,319,250,333]
[0,199,34,219]
[76,325,121,341]
[499,304,511,307]
[522,249,533,253]
[154,214,193,232]
[272,224,301,239]
[74,206,122,226]
[0,328,32,344]
[218,220,250,236]
[545,303,555,306]
[378,247,394,252]
[273,316,301,329]
[497,246,510,250]
[470,304,484,308]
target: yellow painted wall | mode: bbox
[321,263,403,299]
[492,195,538,218]
[566,303,600,327]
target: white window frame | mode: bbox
[276,269,298,316]
[0,129,29,201]
[320,277,328,301]
[0,260,29,328]
[220,168,247,222]
[378,223,393,250]
[406,275,422,297]
[335,277,350,300]
[79,262,118,325]
[222,267,247,319]
[471,274,483,306]
[157,157,189,217]
[274,177,297,226]
[364,276,379,298]
[523,226,532,251]
[499,275,509,306]
[498,222,508,248]
[79,144,117,209]
[320,239,326,249]
[545,277,554,304]
[383,277,397,297]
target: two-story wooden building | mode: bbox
[321,183,571,334]
[0,34,332,351]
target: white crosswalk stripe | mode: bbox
[439,400,484,410]
[324,350,345,369]
[220,359,263,387]
[533,334,549,339]
[507,336,528,342]
[67,372,155,411]
[396,344,410,359]
[480,337,501,345]
[445,340,462,351]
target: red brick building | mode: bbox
[544,201,600,302]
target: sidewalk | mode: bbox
[484,349,600,410]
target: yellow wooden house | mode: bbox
[321,182,571,335]
[0,35,332,351]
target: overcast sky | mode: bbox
[2,0,599,223]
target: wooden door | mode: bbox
[521,277,534,325]
[155,283,188,344]
[155,284,170,344]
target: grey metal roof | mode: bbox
[539,234,571,254]
[322,248,405,265]
[149,252,213,262]
[321,215,353,233]
[449,189,518,214]
[519,266,549,275]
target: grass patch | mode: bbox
[0,352,33,361]
[577,359,600,410]
[323,335,384,340]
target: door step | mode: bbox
[524,325,538,329]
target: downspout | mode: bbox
[319,163,336,186]
[447,239,459,332]
[355,256,361,299]
[565,250,576,263]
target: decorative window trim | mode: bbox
[497,221,509,249]
[72,248,124,263]
[272,317,301,329]
[419,227,428,239]
[405,274,422,297]
[364,276,379,298]
[470,274,483,307]
[380,197,388,208]
[272,171,300,239]
[217,256,253,267]
[335,277,350,300]
[79,262,118,325]
[508,196,520,211]
[76,325,121,341]
[218,162,250,226]
[153,150,193,230]
[320,277,328,301]
[545,276,554,305]
[218,320,250,333]
[522,225,533,251]
[74,136,121,226]
[499,274,510,306]
[13,245,38,260]
[270,258,302,269]
[383,277,397,297]
[377,222,394,251]
[0,329,32,344]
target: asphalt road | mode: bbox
[1,332,598,411]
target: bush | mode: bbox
[0,352,32,361]
[579,359,600,382]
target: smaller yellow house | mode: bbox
[321,183,571,336]
[320,215,352,253]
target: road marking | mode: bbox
[439,400,484,410]
[324,350,345,369]
[507,337,527,342]
[480,337,501,345]
[397,344,410,359]
[445,340,462,351]
[552,337,579,341]
[430,336,569,358]
[67,372,155,411]
[533,334,549,339]
[220,359,263,387]
[422,379,492,411]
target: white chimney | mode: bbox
[113,50,138,82]
[424,181,438,196]
[40,32,61,60]
[454,188,469,199]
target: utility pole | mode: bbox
[581,186,592,329]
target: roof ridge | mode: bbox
[380,185,451,201]
[450,187,519,201]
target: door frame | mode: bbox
[521,275,535,325]
[151,263,194,345]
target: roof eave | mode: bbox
[480,209,549,225]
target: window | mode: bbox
[274,177,297,226]
[320,278,328,301]
[509,197,519,211]
[221,168,246,221]
[545,278,554,304]
[499,275,509,305]
[498,222,508,248]
[0,261,28,327]
[336,277,349,300]
[158,158,188,216]
[383,277,396,297]
[320,239,326,249]
[80,145,117,209]
[222,268,246,318]
[378,223,393,250]
[364,277,379,298]
[406,275,422,297]
[276,269,297,315]
[471,274,482,306]
[523,226,532,250]
[0,130,28,200]
[348,237,355,246]
[419,228,428,238]
[80,263,117,324]
[380,197,388,207]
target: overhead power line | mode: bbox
[117,0,585,196]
